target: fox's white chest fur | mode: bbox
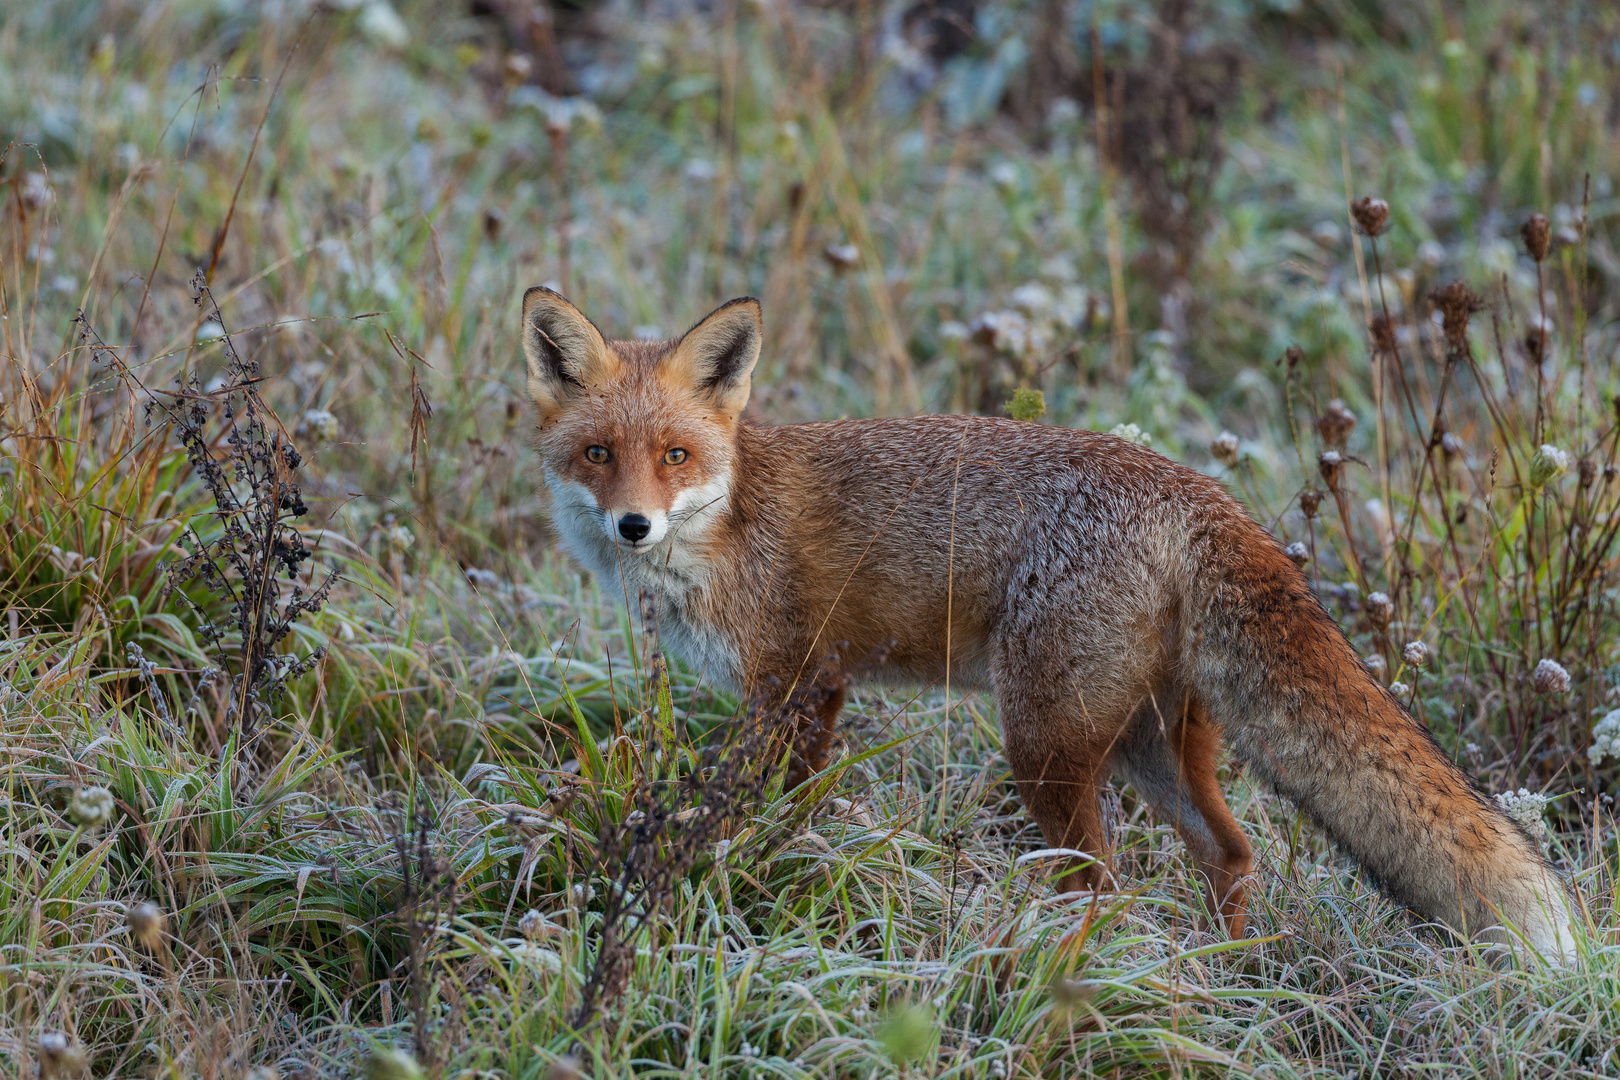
[545,470,744,689]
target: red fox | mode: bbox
[520,286,1577,960]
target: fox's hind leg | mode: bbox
[997,695,1121,894]
[1115,695,1254,936]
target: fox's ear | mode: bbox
[521,286,620,420]
[662,298,762,417]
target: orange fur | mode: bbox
[520,288,1577,959]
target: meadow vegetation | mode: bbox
[1,0,1618,1074]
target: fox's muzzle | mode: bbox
[617,513,652,542]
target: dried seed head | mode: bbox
[1579,457,1597,488]
[1429,281,1483,348]
[1521,213,1551,262]
[1368,313,1398,355]
[69,785,115,828]
[1389,681,1411,697]
[1284,541,1310,567]
[127,901,166,948]
[246,1068,281,1080]
[1211,431,1240,467]
[823,243,860,272]
[1525,328,1546,364]
[1317,399,1357,448]
[1402,640,1429,667]
[1299,490,1322,519]
[1317,450,1343,491]
[518,908,546,939]
[1533,658,1571,695]
[38,1034,86,1078]
[1351,196,1390,237]
[1365,591,1394,629]
[1365,654,1387,680]
[1440,431,1465,460]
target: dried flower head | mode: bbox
[1533,658,1571,695]
[1299,490,1322,519]
[1530,444,1572,487]
[1317,399,1357,448]
[1365,591,1394,628]
[1350,196,1390,237]
[246,1068,281,1080]
[1284,541,1309,567]
[1368,313,1397,355]
[1402,640,1428,667]
[1389,681,1410,697]
[127,901,166,948]
[1428,280,1483,349]
[1521,213,1551,262]
[1365,654,1387,680]
[1211,431,1240,467]
[69,785,115,828]
[823,243,860,272]
[1317,450,1344,490]
[38,1033,86,1078]
[1440,431,1465,461]
[518,908,550,940]
[1578,457,1597,488]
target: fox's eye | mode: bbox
[585,446,611,464]
[663,448,688,466]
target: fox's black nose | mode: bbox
[618,513,652,542]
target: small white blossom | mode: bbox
[988,162,1019,189]
[1284,541,1309,567]
[1211,431,1240,467]
[1389,681,1411,697]
[358,1,409,48]
[1403,640,1429,667]
[1534,658,1571,695]
[1493,788,1550,842]
[70,785,115,828]
[1365,592,1394,628]
[1589,710,1620,766]
[1109,423,1152,447]
[938,320,970,343]
[1365,654,1387,680]
[387,524,415,550]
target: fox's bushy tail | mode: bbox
[1191,525,1576,960]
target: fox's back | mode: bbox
[722,416,1247,686]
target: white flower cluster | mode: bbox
[1492,788,1550,842]
[1211,431,1240,467]
[1108,423,1152,447]
[1589,710,1620,767]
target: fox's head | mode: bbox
[520,287,761,570]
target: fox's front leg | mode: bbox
[781,685,846,791]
